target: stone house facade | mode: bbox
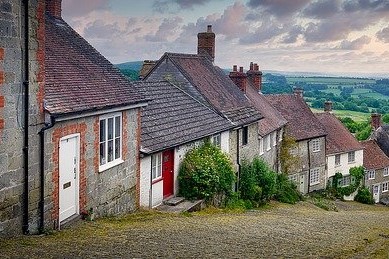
[0,0,147,236]
[265,93,327,193]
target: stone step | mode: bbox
[163,196,185,206]
[157,199,204,213]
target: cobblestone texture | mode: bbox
[1,201,389,258]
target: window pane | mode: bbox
[108,118,114,140]
[115,116,121,138]
[115,138,121,159]
[100,120,105,142]
[108,140,113,162]
[100,142,106,165]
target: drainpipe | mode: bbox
[22,0,30,235]
[236,128,241,192]
[149,155,153,209]
[38,116,55,234]
[307,139,311,193]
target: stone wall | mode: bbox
[44,109,140,229]
[0,0,43,236]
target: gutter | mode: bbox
[22,0,29,235]
[38,115,55,234]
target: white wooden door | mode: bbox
[299,174,306,193]
[59,134,79,222]
[372,184,380,203]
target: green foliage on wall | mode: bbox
[280,134,300,175]
[329,166,365,198]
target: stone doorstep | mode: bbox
[156,199,204,213]
[59,214,82,230]
[163,196,185,206]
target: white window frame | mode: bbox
[348,151,355,163]
[368,170,375,180]
[310,168,320,186]
[259,137,264,155]
[272,132,277,147]
[339,175,351,187]
[384,167,389,177]
[151,153,162,181]
[383,182,389,192]
[211,133,221,148]
[266,134,271,151]
[312,139,320,152]
[99,112,123,172]
[288,174,298,184]
[335,154,341,166]
[278,130,283,143]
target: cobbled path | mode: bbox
[1,201,389,258]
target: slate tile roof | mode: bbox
[245,83,287,136]
[265,94,326,141]
[148,53,263,126]
[361,139,389,170]
[315,112,363,155]
[44,14,146,116]
[132,81,234,153]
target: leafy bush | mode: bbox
[355,186,375,204]
[274,173,303,204]
[178,142,235,203]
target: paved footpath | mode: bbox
[1,201,389,258]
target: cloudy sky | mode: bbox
[62,0,389,76]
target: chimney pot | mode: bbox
[371,113,382,130]
[233,65,237,72]
[324,101,332,112]
[293,87,304,98]
[207,25,212,32]
[249,62,254,71]
[239,66,244,73]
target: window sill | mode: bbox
[348,161,355,164]
[312,150,320,153]
[99,159,124,173]
[383,190,388,193]
[259,152,264,156]
[334,164,341,167]
[309,182,320,186]
[266,147,271,151]
[384,175,389,177]
[368,178,375,180]
[152,177,163,185]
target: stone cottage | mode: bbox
[265,91,327,193]
[132,81,234,207]
[0,0,147,236]
[143,26,263,188]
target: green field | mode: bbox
[311,108,370,122]
[287,76,376,85]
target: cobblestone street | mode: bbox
[1,201,389,258]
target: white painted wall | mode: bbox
[327,149,364,178]
[220,131,230,154]
[140,156,164,208]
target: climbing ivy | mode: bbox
[330,166,365,198]
[280,134,300,175]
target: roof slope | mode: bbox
[148,53,262,126]
[132,81,234,153]
[371,125,389,158]
[361,140,389,170]
[245,83,287,136]
[265,94,326,141]
[44,15,146,116]
[315,112,363,155]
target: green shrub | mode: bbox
[274,173,303,204]
[252,158,277,201]
[178,142,235,203]
[355,186,375,204]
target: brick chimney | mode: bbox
[371,113,382,130]
[293,87,303,98]
[229,65,247,93]
[247,62,263,92]
[324,101,332,112]
[197,25,215,62]
[46,0,62,18]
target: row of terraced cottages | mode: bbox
[1,0,388,237]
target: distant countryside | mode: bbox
[117,61,389,141]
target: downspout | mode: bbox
[236,128,241,192]
[275,130,279,173]
[149,155,153,209]
[38,115,55,234]
[307,139,311,193]
[22,0,30,235]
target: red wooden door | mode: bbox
[162,149,174,198]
